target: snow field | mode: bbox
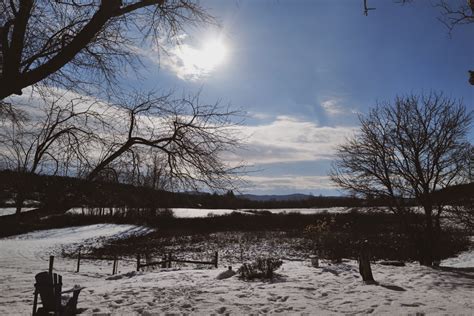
[0,224,473,315]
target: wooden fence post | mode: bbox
[168,252,172,268]
[136,254,141,272]
[161,255,167,268]
[112,257,118,275]
[214,251,218,268]
[76,250,81,273]
[48,256,54,275]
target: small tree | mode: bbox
[331,92,472,266]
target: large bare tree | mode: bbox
[1,91,245,213]
[0,0,213,100]
[85,91,244,192]
[331,92,472,266]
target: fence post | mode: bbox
[112,257,117,275]
[48,256,54,275]
[168,252,172,268]
[161,254,167,268]
[214,251,218,268]
[136,254,140,272]
[76,249,81,273]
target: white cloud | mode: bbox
[321,99,345,115]
[228,115,356,165]
[240,174,336,193]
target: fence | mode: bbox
[51,249,219,275]
[75,249,120,275]
[136,251,218,271]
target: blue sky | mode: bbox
[128,0,473,195]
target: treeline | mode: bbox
[2,171,471,213]
[0,170,371,211]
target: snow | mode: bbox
[67,206,353,218]
[172,208,247,217]
[442,237,474,268]
[1,224,473,314]
[0,207,36,217]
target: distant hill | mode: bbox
[238,193,314,202]
[0,170,382,211]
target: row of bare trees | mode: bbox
[0,90,243,214]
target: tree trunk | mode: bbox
[15,191,24,217]
[419,205,434,266]
[14,173,28,219]
[359,241,376,284]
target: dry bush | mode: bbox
[237,257,283,280]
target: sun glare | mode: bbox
[175,37,228,80]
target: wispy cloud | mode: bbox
[228,115,356,165]
[321,98,345,115]
[247,111,274,120]
[240,174,336,194]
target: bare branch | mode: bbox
[0,0,215,100]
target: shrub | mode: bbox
[304,217,353,262]
[237,257,283,280]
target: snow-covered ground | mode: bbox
[0,207,36,217]
[67,206,354,218]
[0,224,473,315]
[170,207,352,217]
[441,237,474,268]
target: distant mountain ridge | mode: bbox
[238,193,315,202]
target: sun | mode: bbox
[199,38,227,70]
[174,37,228,80]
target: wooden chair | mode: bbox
[32,271,84,316]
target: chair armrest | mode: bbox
[61,286,85,294]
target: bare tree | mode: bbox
[111,149,172,190]
[0,0,214,100]
[0,94,107,214]
[142,152,172,190]
[396,0,474,85]
[331,92,472,266]
[435,1,474,85]
[85,91,244,192]
[435,0,474,32]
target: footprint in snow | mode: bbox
[401,302,423,307]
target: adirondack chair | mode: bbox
[32,271,83,316]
